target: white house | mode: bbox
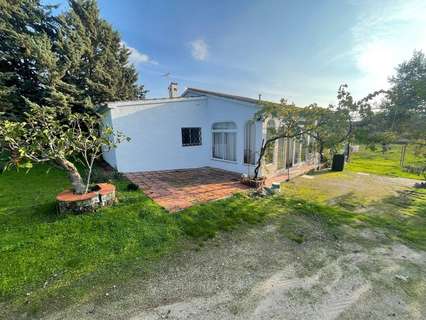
[100,84,316,178]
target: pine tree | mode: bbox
[0,0,62,118]
[0,0,144,118]
[61,0,141,111]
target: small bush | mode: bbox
[127,183,140,191]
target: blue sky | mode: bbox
[48,0,426,106]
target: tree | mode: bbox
[360,51,426,179]
[0,0,61,118]
[252,100,320,179]
[253,85,385,179]
[136,85,149,100]
[355,111,397,152]
[304,103,350,163]
[0,0,145,119]
[61,0,142,112]
[332,84,386,160]
[0,104,128,194]
[354,51,426,173]
[383,50,426,140]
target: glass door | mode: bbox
[285,138,294,168]
[277,138,286,169]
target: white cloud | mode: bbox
[350,0,426,94]
[121,41,158,66]
[190,39,208,61]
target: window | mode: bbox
[286,138,294,168]
[305,135,315,162]
[264,120,276,164]
[212,122,237,161]
[277,137,286,169]
[181,127,202,146]
[294,140,301,164]
[300,135,309,162]
[244,120,256,165]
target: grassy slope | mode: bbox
[346,145,425,179]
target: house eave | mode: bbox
[182,87,263,108]
[99,96,207,110]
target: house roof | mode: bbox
[98,96,206,111]
[97,87,262,113]
[182,87,261,105]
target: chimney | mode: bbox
[168,82,178,98]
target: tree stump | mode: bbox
[56,183,116,214]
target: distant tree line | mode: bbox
[0,0,146,119]
[353,50,426,179]
[356,51,426,147]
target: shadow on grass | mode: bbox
[304,168,332,176]
[326,192,365,210]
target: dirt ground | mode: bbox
[45,174,426,320]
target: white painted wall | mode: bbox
[109,97,207,172]
[203,96,262,176]
[102,95,263,175]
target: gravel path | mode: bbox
[46,219,426,320]
[43,173,426,320]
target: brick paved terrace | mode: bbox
[265,163,316,186]
[125,167,250,212]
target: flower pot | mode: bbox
[56,183,116,214]
[240,176,266,188]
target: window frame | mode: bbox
[181,127,202,147]
[244,120,256,165]
[212,122,237,162]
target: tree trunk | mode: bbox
[319,142,325,163]
[254,134,304,179]
[56,158,86,194]
[345,143,351,162]
[254,139,268,180]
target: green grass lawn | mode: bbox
[1,155,425,317]
[346,144,425,179]
[0,164,279,316]
[281,171,426,250]
[0,165,180,313]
